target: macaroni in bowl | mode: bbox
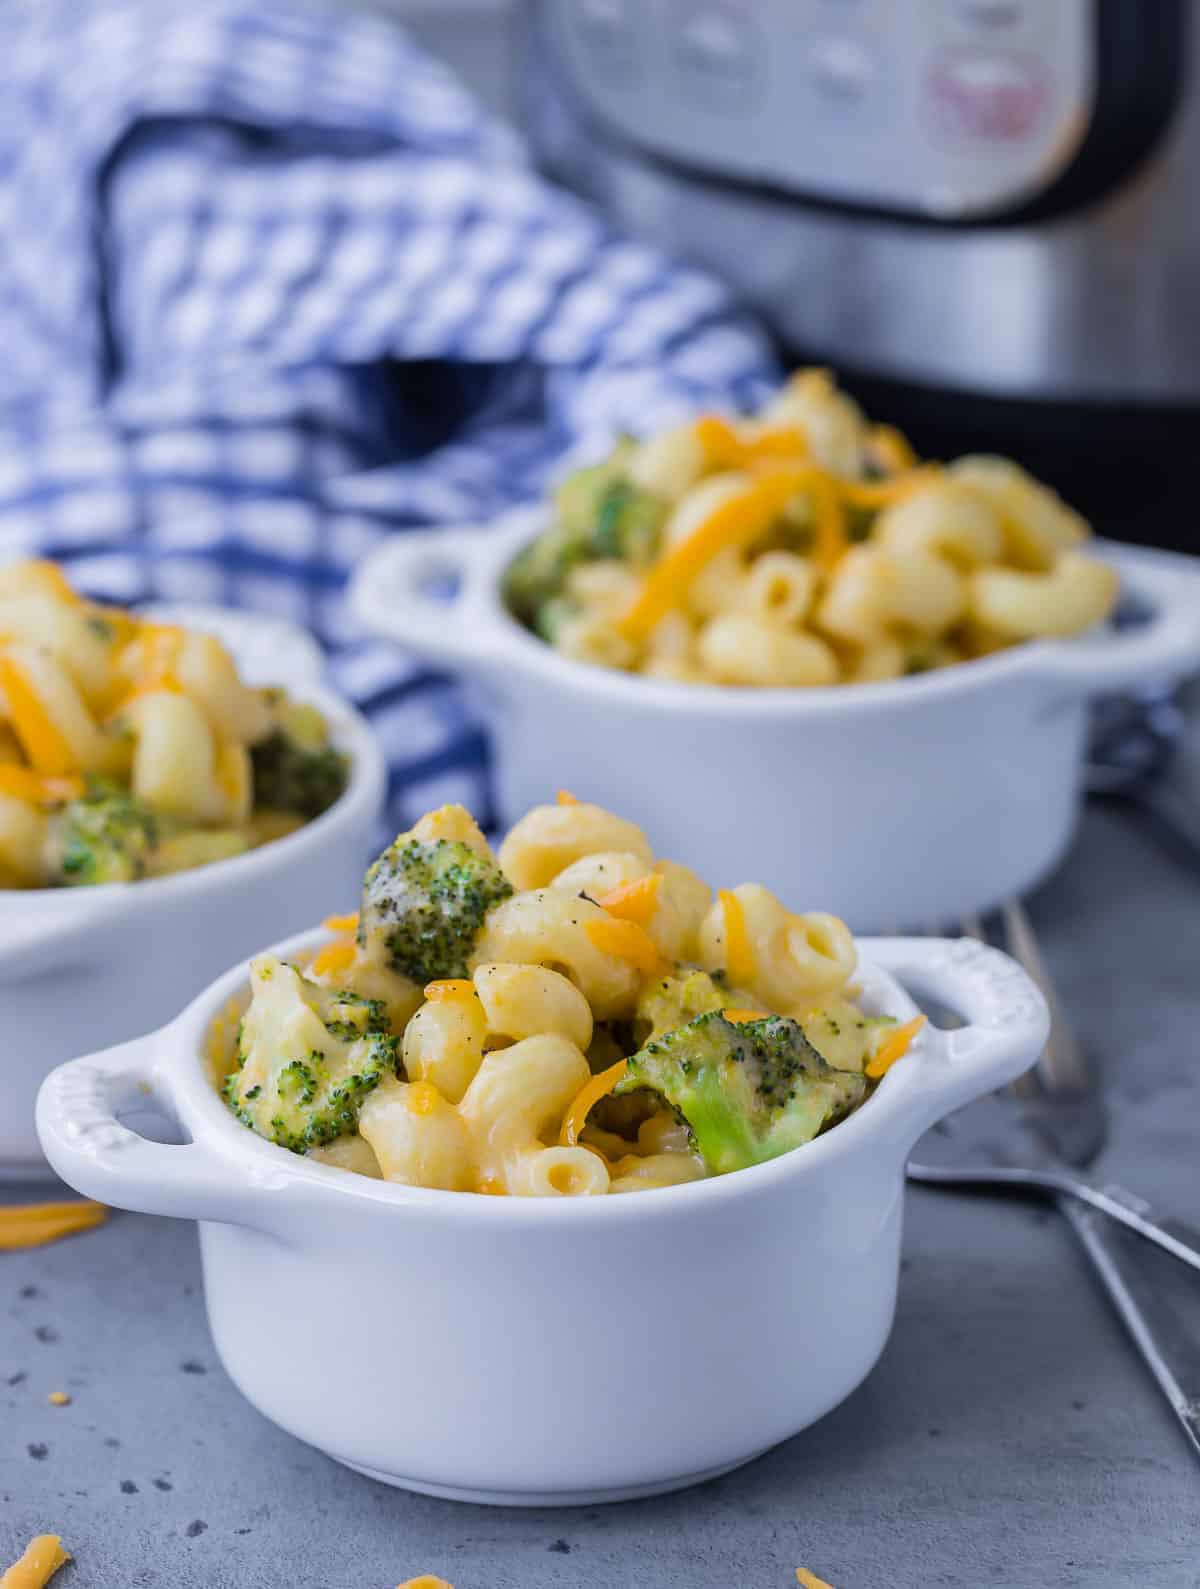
[0,561,348,887]
[504,369,1120,686]
[216,794,925,1196]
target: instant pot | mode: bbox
[520,1,1197,547]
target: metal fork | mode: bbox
[907,901,1200,1458]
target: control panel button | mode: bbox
[808,36,875,103]
[668,2,765,109]
[927,48,1049,143]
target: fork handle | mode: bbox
[1060,1197,1200,1462]
[1065,1179,1200,1277]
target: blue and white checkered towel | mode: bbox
[0,0,777,832]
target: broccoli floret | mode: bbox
[223,957,398,1154]
[54,780,159,885]
[616,1010,866,1175]
[359,834,513,984]
[636,968,730,1042]
[250,730,348,820]
[503,443,666,629]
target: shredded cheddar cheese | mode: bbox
[556,789,580,805]
[694,414,746,468]
[560,1058,629,1147]
[618,465,812,642]
[0,1201,107,1251]
[47,1392,70,1407]
[423,979,476,1003]
[0,658,77,776]
[796,1570,838,1589]
[0,1536,71,1588]
[695,414,809,468]
[840,466,940,511]
[0,766,82,806]
[865,1013,927,1078]
[397,1578,455,1589]
[597,872,662,924]
[310,941,357,979]
[584,915,668,978]
[322,913,359,934]
[717,889,755,988]
[721,1007,768,1024]
[802,466,849,573]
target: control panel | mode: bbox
[543,0,1097,219]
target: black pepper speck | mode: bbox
[28,1443,48,1461]
[120,1479,139,1494]
[185,1520,208,1538]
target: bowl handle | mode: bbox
[867,937,1050,1140]
[349,524,515,671]
[1037,551,1200,699]
[36,1036,267,1223]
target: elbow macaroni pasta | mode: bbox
[503,368,1120,686]
[220,796,922,1198]
[0,560,347,887]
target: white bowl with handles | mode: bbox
[0,614,386,1180]
[38,930,1047,1506]
[350,519,1200,931]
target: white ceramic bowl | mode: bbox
[1,679,385,1179]
[38,929,1047,1506]
[350,519,1200,930]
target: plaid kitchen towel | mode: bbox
[0,0,777,833]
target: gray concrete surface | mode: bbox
[4,780,1200,1587]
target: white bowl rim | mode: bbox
[163,923,934,1224]
[0,681,384,915]
[359,511,1200,720]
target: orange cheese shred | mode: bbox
[560,1058,629,1147]
[584,916,668,978]
[0,1201,106,1252]
[556,789,580,805]
[47,1392,70,1407]
[0,658,77,776]
[397,1578,456,1589]
[865,1014,928,1079]
[796,1570,838,1589]
[803,467,849,573]
[597,872,662,924]
[840,465,941,512]
[618,465,811,643]
[0,1536,72,1589]
[717,889,756,988]
[0,766,83,806]
[322,913,359,934]
[310,941,356,979]
[695,415,809,468]
[423,979,476,1003]
[721,1007,768,1025]
[693,413,746,468]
